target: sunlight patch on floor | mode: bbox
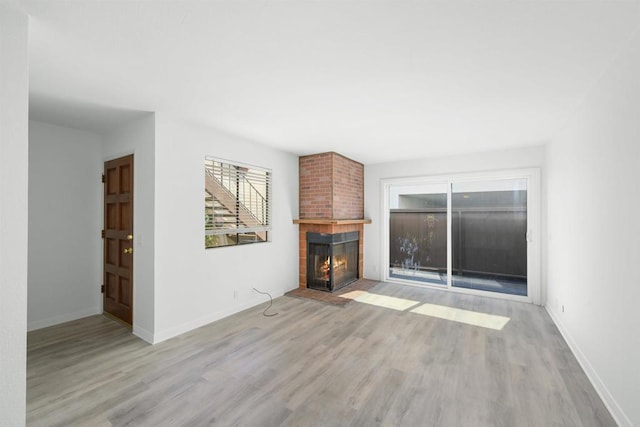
[340,291,420,311]
[341,290,510,330]
[410,303,510,330]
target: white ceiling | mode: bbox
[25,0,640,164]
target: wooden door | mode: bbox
[103,155,134,325]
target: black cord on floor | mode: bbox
[252,288,279,317]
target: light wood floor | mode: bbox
[27,282,615,426]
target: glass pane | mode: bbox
[451,179,527,296]
[308,243,331,291]
[389,183,448,285]
[238,232,265,244]
[205,231,268,248]
[334,241,358,289]
[205,233,238,248]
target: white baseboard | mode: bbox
[132,324,154,344]
[152,290,285,344]
[27,307,101,331]
[545,306,632,427]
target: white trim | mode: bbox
[103,149,135,163]
[546,306,632,427]
[205,155,271,174]
[151,290,285,344]
[27,307,101,331]
[447,180,453,288]
[380,180,390,284]
[527,168,542,305]
[385,277,535,303]
[384,276,534,303]
[132,324,154,344]
[381,168,541,305]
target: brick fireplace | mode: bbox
[294,152,371,291]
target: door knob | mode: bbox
[123,248,133,254]
[126,234,133,240]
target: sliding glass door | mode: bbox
[388,183,448,286]
[451,179,528,296]
[384,170,539,303]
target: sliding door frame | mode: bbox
[381,168,541,305]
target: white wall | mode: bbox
[364,145,546,296]
[153,115,298,343]
[103,114,156,342]
[0,4,29,426]
[546,28,640,427]
[28,121,102,330]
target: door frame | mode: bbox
[381,168,541,304]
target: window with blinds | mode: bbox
[204,157,271,248]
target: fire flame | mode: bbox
[319,255,348,280]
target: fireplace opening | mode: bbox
[307,231,359,292]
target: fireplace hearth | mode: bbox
[307,231,359,292]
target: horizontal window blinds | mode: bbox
[205,158,271,236]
